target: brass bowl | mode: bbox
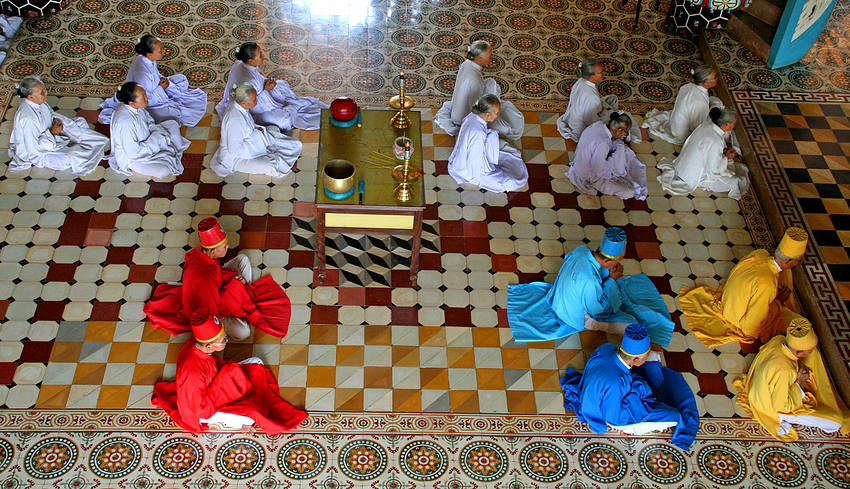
[323,159,355,194]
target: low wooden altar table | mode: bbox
[315,109,425,285]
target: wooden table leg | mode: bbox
[316,208,327,280]
[409,210,423,286]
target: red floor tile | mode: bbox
[33,301,66,321]
[697,373,729,395]
[0,363,17,385]
[663,351,694,372]
[444,307,471,327]
[463,221,488,237]
[434,160,449,175]
[527,178,552,193]
[391,270,414,288]
[105,247,135,264]
[73,180,101,197]
[338,287,366,305]
[242,216,268,232]
[238,231,266,249]
[310,305,339,325]
[91,212,118,229]
[624,224,657,242]
[269,216,292,233]
[219,199,245,215]
[392,306,418,326]
[197,183,223,199]
[527,163,550,179]
[635,241,663,260]
[175,167,201,183]
[314,268,339,286]
[292,201,316,218]
[439,220,464,236]
[507,192,531,207]
[518,272,545,283]
[365,287,391,306]
[287,250,315,268]
[181,153,204,168]
[0,301,7,321]
[491,254,517,272]
[649,276,673,295]
[147,182,174,198]
[554,193,578,209]
[624,199,650,211]
[46,263,77,282]
[84,228,113,246]
[265,233,290,250]
[465,237,490,254]
[20,341,53,363]
[119,197,147,214]
[90,301,121,321]
[423,204,438,220]
[420,253,442,270]
[497,308,509,327]
[128,265,157,283]
[579,209,606,226]
[485,206,510,222]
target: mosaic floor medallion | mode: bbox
[696,444,747,486]
[756,446,807,487]
[152,437,203,479]
[578,442,627,483]
[638,443,687,484]
[23,437,78,479]
[817,448,850,489]
[277,438,327,480]
[518,441,568,482]
[88,437,142,479]
[339,439,388,481]
[0,439,12,474]
[215,438,265,479]
[459,441,508,482]
[399,440,449,481]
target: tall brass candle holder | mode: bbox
[390,72,411,130]
[393,140,415,202]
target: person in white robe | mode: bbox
[110,82,189,179]
[557,58,642,143]
[216,42,327,131]
[8,75,109,175]
[447,94,528,192]
[99,35,207,127]
[567,112,647,200]
[211,83,303,178]
[642,66,724,144]
[657,107,749,200]
[434,40,524,140]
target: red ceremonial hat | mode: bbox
[191,310,225,344]
[197,217,227,248]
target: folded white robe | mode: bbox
[656,119,749,200]
[8,98,108,175]
[210,102,302,177]
[216,61,327,131]
[557,78,642,143]
[566,120,647,200]
[110,103,189,179]
[642,83,724,144]
[434,59,524,140]
[99,55,207,127]
[448,112,527,192]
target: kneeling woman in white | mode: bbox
[110,82,190,179]
[642,66,723,144]
[99,35,207,127]
[557,58,641,143]
[657,107,749,200]
[567,112,647,200]
[448,95,528,192]
[434,40,524,140]
[217,42,327,131]
[8,76,109,175]
[211,83,303,178]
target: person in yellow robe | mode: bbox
[733,317,850,442]
[678,227,807,347]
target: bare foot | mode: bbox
[240,424,257,434]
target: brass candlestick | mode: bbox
[390,72,411,129]
[391,139,420,183]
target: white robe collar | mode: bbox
[709,122,726,138]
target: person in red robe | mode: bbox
[144,217,291,339]
[151,311,308,433]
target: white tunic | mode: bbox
[642,83,724,144]
[566,120,647,200]
[448,112,528,192]
[434,59,525,140]
[8,99,109,175]
[656,120,749,200]
[216,61,327,131]
[110,103,189,179]
[99,55,208,127]
[557,79,642,143]
[210,102,303,178]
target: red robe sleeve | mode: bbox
[181,249,224,318]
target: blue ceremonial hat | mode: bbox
[620,323,650,357]
[599,227,627,259]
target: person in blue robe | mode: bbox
[507,227,674,346]
[560,323,699,450]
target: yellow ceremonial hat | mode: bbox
[786,317,817,351]
[777,227,808,259]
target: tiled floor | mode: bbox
[1,0,709,105]
[0,0,849,486]
[0,90,768,418]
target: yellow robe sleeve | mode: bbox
[801,349,850,434]
[734,278,779,338]
[748,363,807,441]
[778,268,801,313]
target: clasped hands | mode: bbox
[776,283,791,303]
[602,261,624,281]
[50,118,63,136]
